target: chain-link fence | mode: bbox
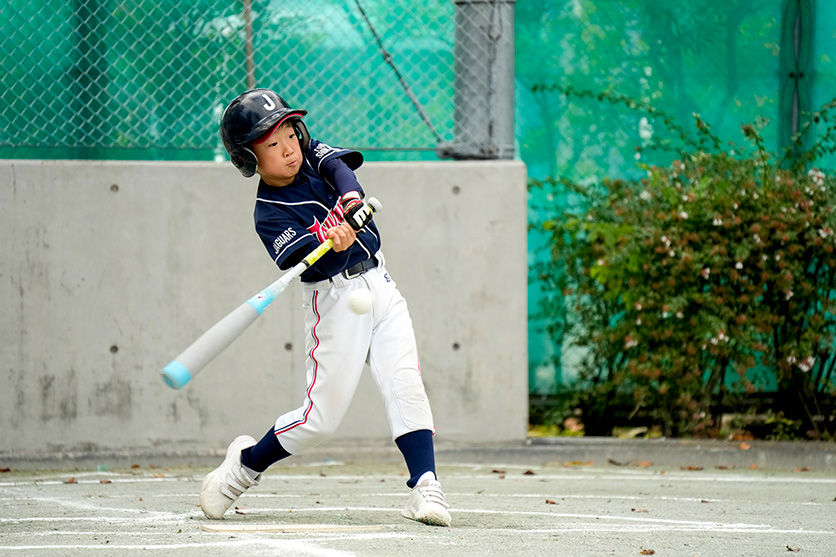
[0,0,515,161]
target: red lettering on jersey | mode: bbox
[307,203,346,243]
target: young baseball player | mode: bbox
[199,88,451,527]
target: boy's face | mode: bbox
[252,121,303,186]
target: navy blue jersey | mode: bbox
[254,139,380,282]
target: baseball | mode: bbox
[347,288,373,314]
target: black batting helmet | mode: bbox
[220,88,310,178]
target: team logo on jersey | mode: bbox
[307,203,346,243]
[313,142,339,161]
[272,227,296,254]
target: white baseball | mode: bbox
[347,288,373,314]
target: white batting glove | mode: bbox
[340,191,374,231]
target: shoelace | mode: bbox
[416,480,450,509]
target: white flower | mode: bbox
[669,250,675,257]
[753,234,762,244]
[701,267,711,279]
[785,290,794,300]
[639,117,653,140]
[634,151,641,160]
[679,211,689,219]
[733,203,739,209]
[808,168,825,187]
[662,311,670,319]
[821,228,834,239]
[625,338,638,349]
[635,302,643,310]
[735,261,743,270]
[597,259,606,266]
[774,254,781,261]
[675,311,684,319]
[713,218,723,226]
[640,190,652,201]
[636,318,642,326]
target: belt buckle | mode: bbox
[342,262,365,280]
[343,267,362,280]
[342,257,375,280]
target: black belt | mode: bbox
[342,256,378,279]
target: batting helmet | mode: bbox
[220,88,310,178]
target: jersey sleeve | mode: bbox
[254,200,320,271]
[306,138,363,171]
[305,139,364,197]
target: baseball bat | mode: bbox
[161,197,382,389]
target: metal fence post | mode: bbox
[437,0,516,160]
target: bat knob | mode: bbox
[162,361,192,390]
[367,197,382,213]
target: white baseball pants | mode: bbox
[273,253,435,455]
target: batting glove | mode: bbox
[340,191,374,231]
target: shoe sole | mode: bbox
[402,506,451,527]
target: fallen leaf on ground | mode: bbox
[99,479,112,484]
[63,477,76,484]
[491,469,506,474]
[631,508,649,513]
[523,470,536,475]
[0,468,11,473]
[564,461,594,467]
[681,465,704,471]
[639,548,655,555]
[546,499,557,505]
[749,464,759,470]
[636,461,653,467]
[786,545,800,552]
[608,459,628,466]
[795,467,812,472]
[739,442,752,450]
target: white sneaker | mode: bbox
[401,471,451,527]
[200,435,260,519]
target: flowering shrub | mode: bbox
[534,97,836,438]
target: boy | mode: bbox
[200,88,450,527]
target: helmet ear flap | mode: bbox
[294,120,310,150]
[230,146,258,178]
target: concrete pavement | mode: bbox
[1,439,835,556]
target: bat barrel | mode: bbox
[161,360,192,390]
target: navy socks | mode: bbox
[240,427,291,473]
[395,429,436,488]
[240,427,435,485]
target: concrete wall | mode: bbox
[0,159,528,459]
